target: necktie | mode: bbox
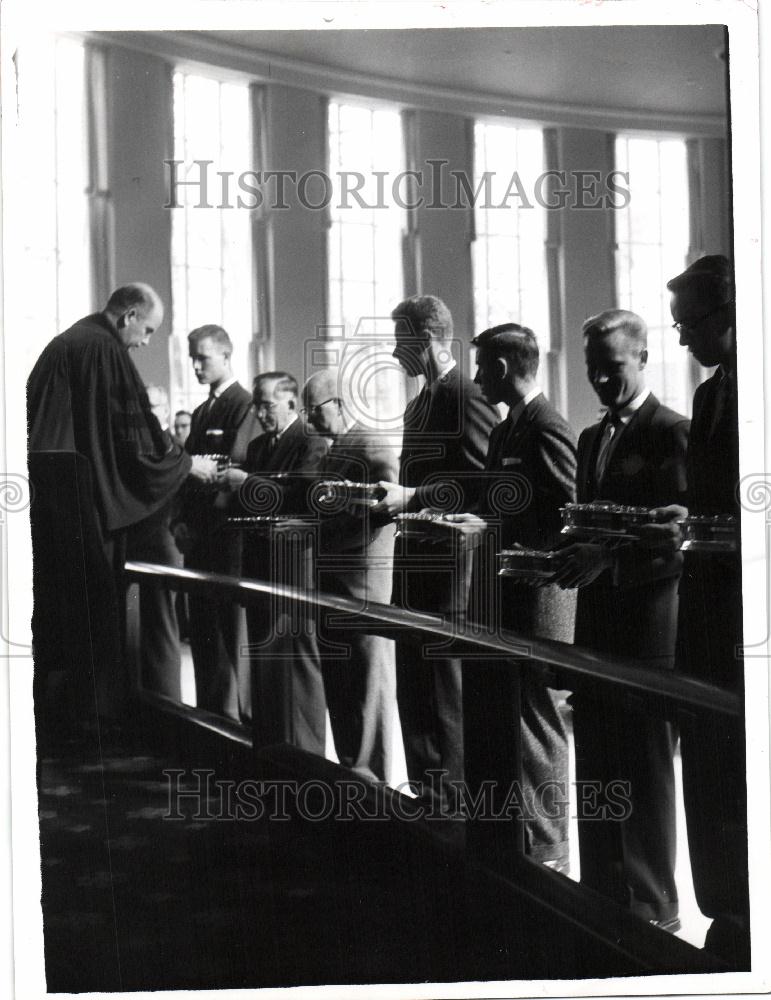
[595,412,622,485]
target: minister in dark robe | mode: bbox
[27,283,216,733]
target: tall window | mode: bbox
[472,122,550,347]
[13,35,91,380]
[171,71,253,413]
[615,135,691,415]
[327,101,406,434]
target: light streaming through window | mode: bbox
[171,71,253,413]
[472,122,550,348]
[327,101,406,434]
[14,36,91,380]
[615,136,690,415]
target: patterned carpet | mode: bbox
[36,721,702,992]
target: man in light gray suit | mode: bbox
[302,370,399,783]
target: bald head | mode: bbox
[104,283,164,350]
[302,369,345,438]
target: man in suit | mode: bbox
[176,324,256,721]
[463,322,577,868]
[301,369,399,781]
[223,372,330,752]
[373,295,499,810]
[641,255,748,965]
[173,410,192,449]
[553,309,689,926]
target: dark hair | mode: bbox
[666,254,735,312]
[188,324,233,354]
[391,295,453,344]
[472,322,539,379]
[582,309,647,353]
[254,371,299,399]
[174,410,192,420]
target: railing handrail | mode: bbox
[124,560,741,718]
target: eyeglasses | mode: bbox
[300,397,338,417]
[253,401,278,414]
[671,301,733,335]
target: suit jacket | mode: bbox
[316,422,399,603]
[394,365,499,613]
[180,381,254,549]
[400,364,500,512]
[574,393,689,662]
[186,381,254,461]
[476,392,577,642]
[240,416,330,514]
[678,369,742,687]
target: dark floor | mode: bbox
[36,720,715,993]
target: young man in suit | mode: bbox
[641,255,748,965]
[463,322,577,868]
[301,369,399,781]
[553,309,689,927]
[223,372,330,752]
[373,295,499,810]
[176,324,256,721]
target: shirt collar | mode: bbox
[610,386,650,425]
[210,376,237,399]
[274,413,298,440]
[431,360,457,386]
[507,385,542,427]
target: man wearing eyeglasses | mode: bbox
[639,254,748,966]
[299,369,399,782]
[223,371,330,753]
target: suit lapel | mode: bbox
[580,419,606,501]
[270,418,303,471]
[601,393,658,485]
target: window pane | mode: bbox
[615,135,690,415]
[327,100,406,437]
[13,36,91,380]
[473,121,549,354]
[171,71,253,413]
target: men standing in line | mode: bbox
[223,372,330,752]
[176,324,255,721]
[27,283,214,731]
[553,310,689,923]
[301,369,399,782]
[465,323,577,868]
[642,255,748,965]
[373,295,499,810]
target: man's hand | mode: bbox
[552,543,614,589]
[442,512,489,530]
[371,482,416,519]
[217,467,249,492]
[636,504,688,555]
[189,454,219,483]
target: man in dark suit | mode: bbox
[553,309,689,926]
[301,369,399,781]
[463,322,577,868]
[176,324,256,721]
[224,372,330,752]
[373,295,499,809]
[642,255,748,965]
